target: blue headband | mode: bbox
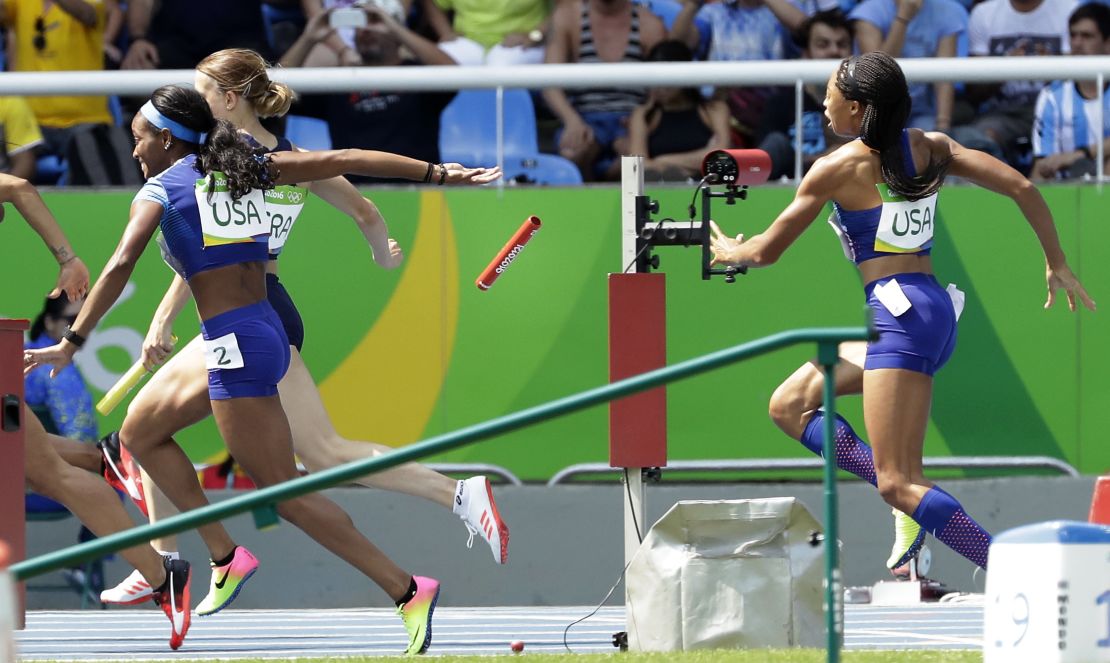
[139,100,208,144]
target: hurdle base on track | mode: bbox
[869,578,950,606]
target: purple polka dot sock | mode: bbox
[911,486,992,569]
[799,411,877,486]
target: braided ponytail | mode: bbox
[836,53,950,200]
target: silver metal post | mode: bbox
[496,85,505,193]
[795,78,804,182]
[1098,74,1104,189]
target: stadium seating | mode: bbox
[439,89,539,164]
[284,114,333,151]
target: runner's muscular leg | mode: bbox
[213,395,412,601]
[864,368,933,513]
[49,434,101,473]
[120,335,234,560]
[281,351,455,508]
[24,408,166,585]
[769,341,866,439]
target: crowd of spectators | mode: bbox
[0,0,1106,185]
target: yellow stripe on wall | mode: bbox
[318,191,459,446]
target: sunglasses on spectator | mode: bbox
[33,17,45,52]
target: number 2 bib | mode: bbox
[204,333,245,370]
[875,185,937,254]
[195,173,269,247]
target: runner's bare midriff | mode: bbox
[189,261,268,320]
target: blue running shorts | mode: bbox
[200,300,291,400]
[864,272,958,376]
[266,273,304,352]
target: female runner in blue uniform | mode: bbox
[25,84,499,655]
[7,173,192,650]
[92,49,507,612]
[709,52,1094,570]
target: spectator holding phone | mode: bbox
[281,4,458,181]
[298,0,410,66]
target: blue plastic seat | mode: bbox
[439,89,539,165]
[284,114,332,151]
[35,154,68,186]
[503,153,583,186]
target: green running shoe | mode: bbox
[397,576,440,655]
[887,508,926,571]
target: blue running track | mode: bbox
[15,604,984,659]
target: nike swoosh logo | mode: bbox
[170,575,184,632]
[122,476,142,501]
[214,568,231,590]
[105,454,144,502]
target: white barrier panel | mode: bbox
[626,497,825,651]
[984,520,1110,663]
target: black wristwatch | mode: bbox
[62,326,87,349]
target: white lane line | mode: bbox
[852,628,981,646]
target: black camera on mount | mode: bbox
[633,149,771,283]
[701,149,772,190]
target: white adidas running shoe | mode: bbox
[101,567,153,605]
[453,476,509,564]
[101,552,178,605]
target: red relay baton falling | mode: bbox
[475,216,542,290]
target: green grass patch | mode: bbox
[117,651,982,662]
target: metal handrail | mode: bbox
[547,455,1081,485]
[3,57,1110,96]
[11,325,868,581]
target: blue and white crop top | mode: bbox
[828,130,938,266]
[138,154,269,280]
[244,135,309,260]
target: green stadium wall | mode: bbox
[2,184,1106,480]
